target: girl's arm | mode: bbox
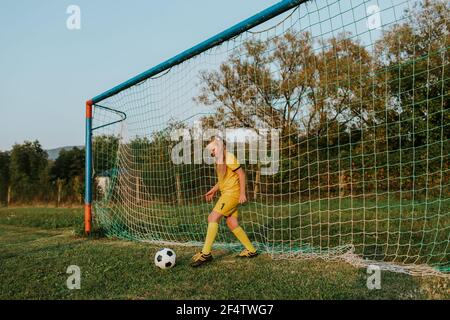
[236,168,247,204]
[205,183,219,202]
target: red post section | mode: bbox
[85,100,93,234]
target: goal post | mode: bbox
[84,100,93,234]
[84,0,307,235]
[85,0,450,277]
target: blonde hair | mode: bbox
[208,136,226,148]
[207,136,227,175]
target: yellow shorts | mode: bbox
[213,194,240,218]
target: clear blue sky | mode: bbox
[0,0,278,151]
[0,0,407,152]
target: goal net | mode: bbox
[88,0,449,277]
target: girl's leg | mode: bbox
[201,211,223,254]
[226,216,257,253]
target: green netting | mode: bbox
[91,0,450,277]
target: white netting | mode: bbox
[91,0,450,277]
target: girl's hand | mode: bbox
[239,194,247,204]
[205,189,217,202]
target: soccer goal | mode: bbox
[85,0,449,277]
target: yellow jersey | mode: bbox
[217,152,241,197]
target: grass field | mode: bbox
[96,198,450,268]
[0,207,449,300]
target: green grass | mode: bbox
[0,207,449,300]
[0,207,83,229]
[95,198,450,268]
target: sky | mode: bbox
[0,0,279,151]
[0,0,409,152]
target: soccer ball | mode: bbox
[154,248,176,269]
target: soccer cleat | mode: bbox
[190,252,213,267]
[237,249,258,258]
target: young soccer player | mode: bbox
[190,137,258,267]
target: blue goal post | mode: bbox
[84,0,307,233]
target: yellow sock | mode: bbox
[202,222,219,254]
[232,227,256,253]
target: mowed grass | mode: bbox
[97,198,450,267]
[0,207,449,300]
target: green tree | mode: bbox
[196,31,316,137]
[50,147,85,204]
[50,147,84,181]
[0,151,10,206]
[93,135,120,175]
[194,0,449,199]
[373,0,450,198]
[196,31,379,197]
[9,141,49,203]
[375,0,449,145]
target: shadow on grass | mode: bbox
[73,224,108,240]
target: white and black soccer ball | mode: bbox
[154,248,176,269]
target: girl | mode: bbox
[191,137,258,267]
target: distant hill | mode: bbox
[46,146,84,161]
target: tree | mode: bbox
[197,30,379,138]
[50,147,85,205]
[196,31,316,138]
[9,141,49,203]
[373,0,450,197]
[0,151,10,206]
[93,135,120,175]
[310,34,379,138]
[196,31,381,197]
[375,0,450,145]
[194,0,449,199]
[50,147,84,181]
